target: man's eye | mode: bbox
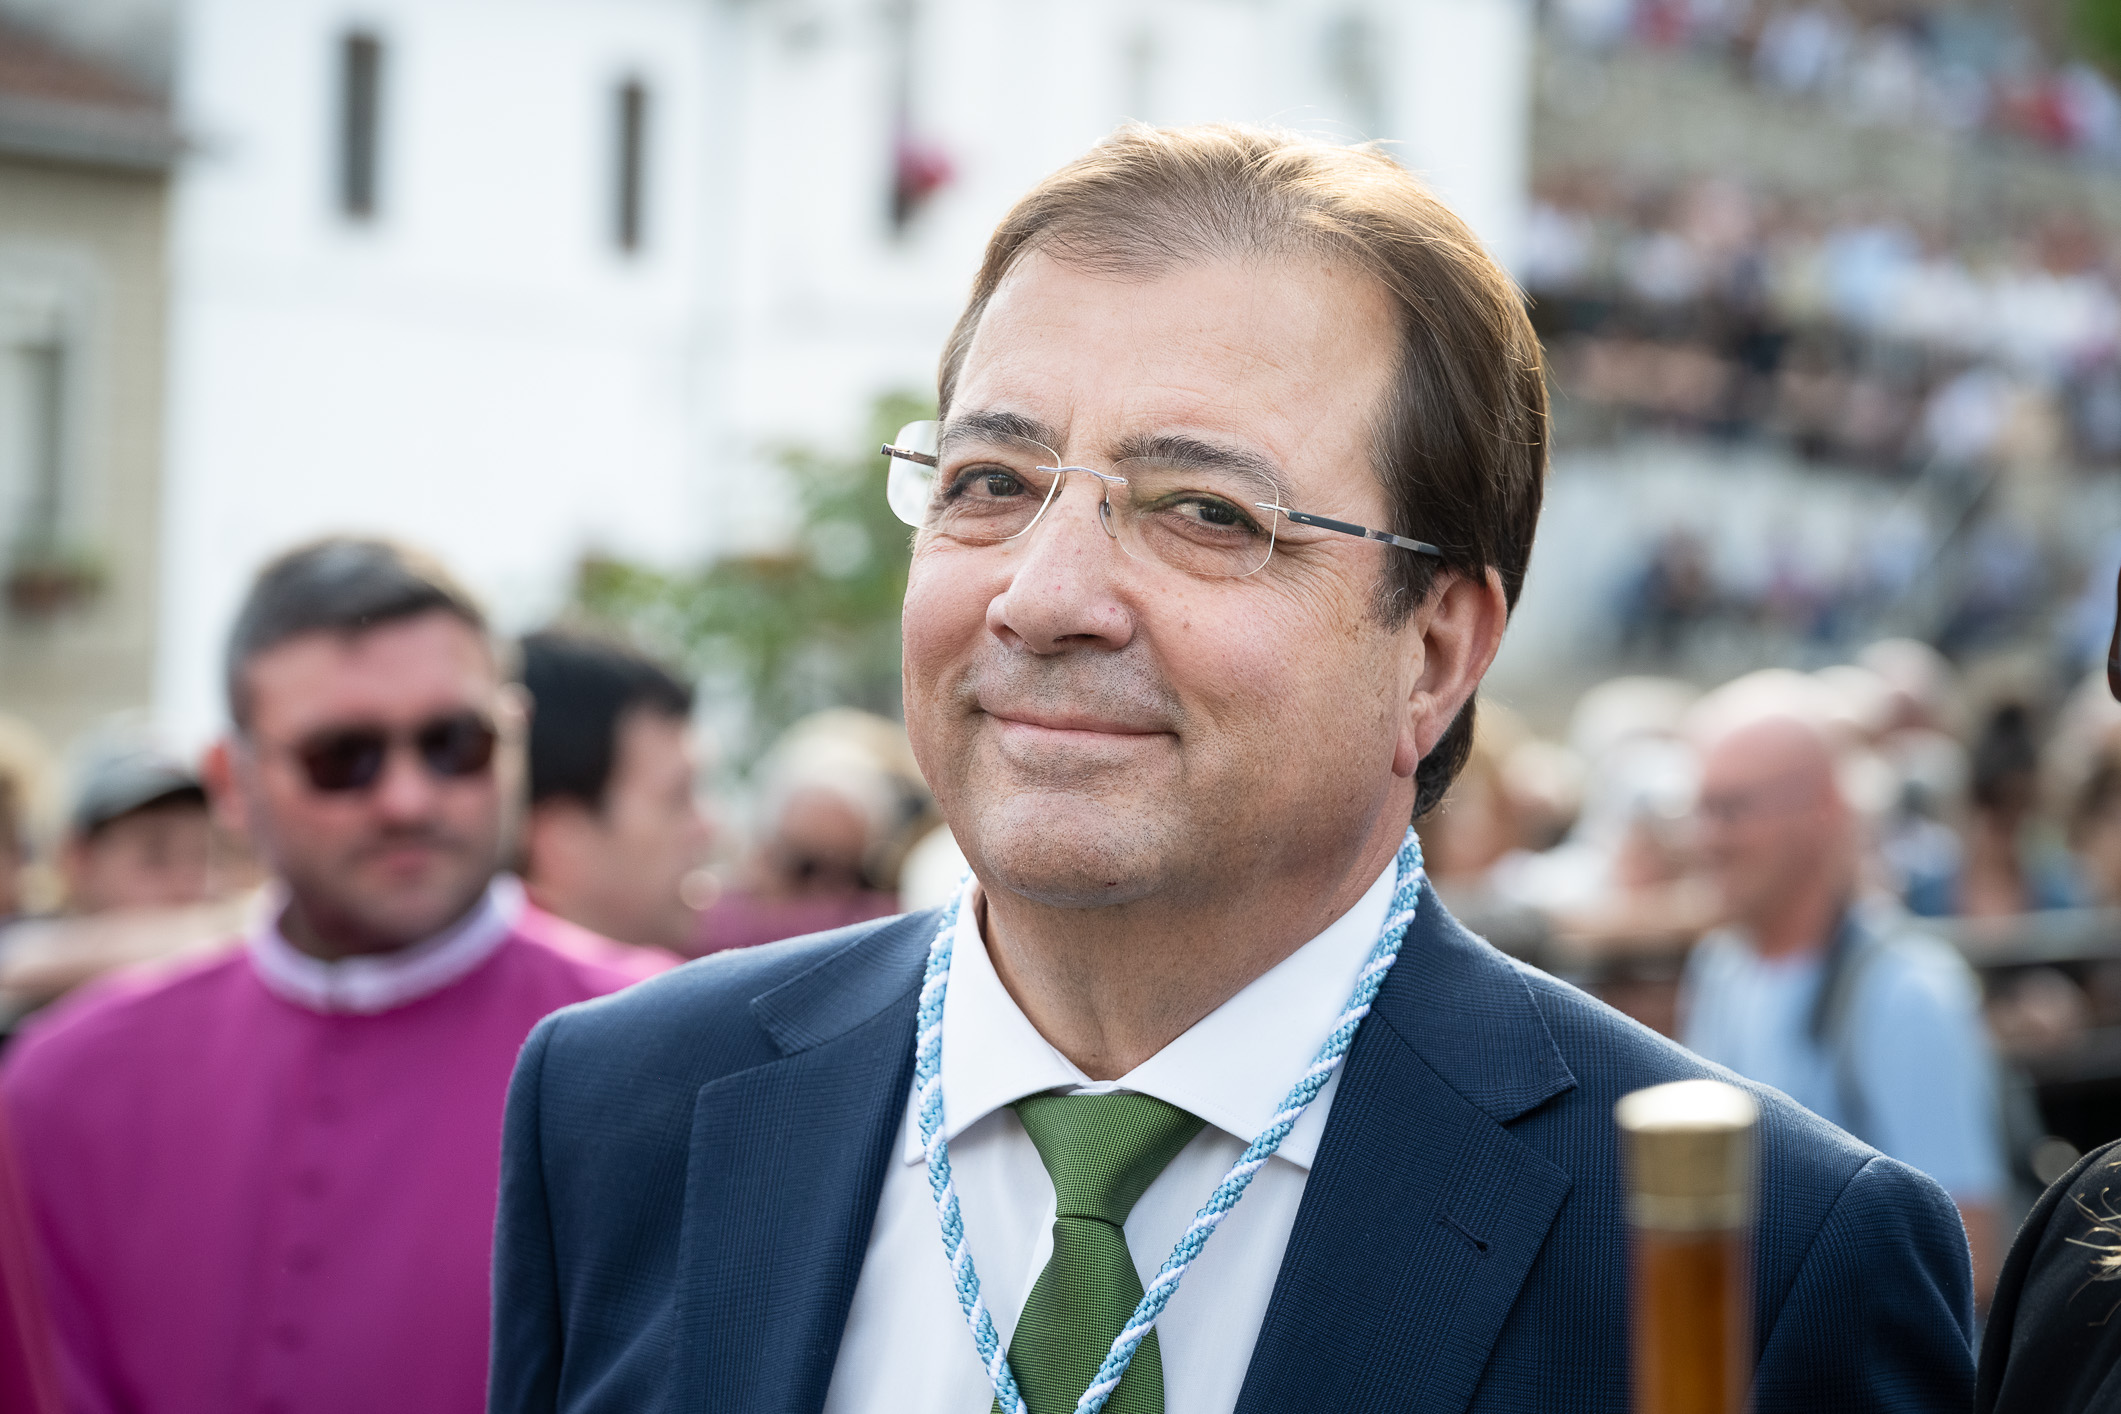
[1162,494,1261,534]
[947,467,1029,500]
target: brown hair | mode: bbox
[225,536,488,728]
[937,123,1548,817]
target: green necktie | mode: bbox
[996,1092,1207,1414]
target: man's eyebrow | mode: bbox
[939,410,1061,450]
[1114,433,1295,501]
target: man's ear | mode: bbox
[200,738,252,841]
[1393,567,1508,780]
[493,682,534,854]
[496,682,532,742]
[520,797,595,897]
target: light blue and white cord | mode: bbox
[914,828,1428,1414]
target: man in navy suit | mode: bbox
[490,125,1975,1413]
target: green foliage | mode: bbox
[573,392,932,766]
[2078,0,2121,77]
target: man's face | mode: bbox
[532,708,714,952]
[64,801,214,914]
[226,612,509,954]
[902,251,1423,909]
[1695,723,1846,927]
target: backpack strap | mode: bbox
[1806,906,1887,1146]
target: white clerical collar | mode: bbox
[901,860,1397,1173]
[248,876,522,1015]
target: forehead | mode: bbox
[1701,719,1832,792]
[952,251,1400,487]
[243,612,495,737]
[613,707,693,772]
[92,800,210,846]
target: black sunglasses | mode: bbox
[290,712,499,794]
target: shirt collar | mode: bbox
[247,876,521,1015]
[901,860,1398,1172]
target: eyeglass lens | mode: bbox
[295,713,498,794]
[885,421,1282,578]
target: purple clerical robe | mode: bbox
[1,880,670,1414]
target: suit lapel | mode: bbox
[673,913,936,1414]
[1235,895,1577,1414]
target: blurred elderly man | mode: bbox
[1682,709,2003,1305]
[518,630,714,954]
[493,125,1974,1414]
[2,538,666,1414]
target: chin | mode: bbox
[958,791,1179,909]
[354,875,492,949]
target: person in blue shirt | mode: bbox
[1682,708,2003,1308]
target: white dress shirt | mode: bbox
[823,861,1397,1414]
[246,877,521,1015]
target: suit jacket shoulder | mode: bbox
[527,914,917,1070]
[1503,922,1976,1413]
[1240,898,1974,1413]
[490,910,937,1414]
[494,892,1976,1414]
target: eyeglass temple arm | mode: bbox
[881,442,939,468]
[1260,504,1443,559]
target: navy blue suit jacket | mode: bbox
[490,894,1975,1412]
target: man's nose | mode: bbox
[985,476,1138,655]
[368,744,443,820]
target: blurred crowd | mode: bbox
[1423,639,2121,1302]
[1526,173,2121,469]
[1431,641,2121,1142]
[0,523,2105,1397]
[0,536,964,1411]
[1432,640,2121,954]
[1550,0,2121,159]
[0,601,945,1035]
[1613,508,2095,665]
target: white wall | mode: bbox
[716,0,1536,524]
[155,0,724,743]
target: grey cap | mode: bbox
[69,745,205,836]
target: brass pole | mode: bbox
[1616,1080,1758,1414]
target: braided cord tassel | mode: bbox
[915,889,1027,1414]
[915,827,1426,1414]
[1070,828,1426,1413]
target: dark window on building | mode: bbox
[2,341,66,554]
[614,79,648,253]
[338,32,384,219]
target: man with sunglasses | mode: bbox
[2,537,665,1414]
[494,127,1974,1414]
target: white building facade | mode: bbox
[723,0,1534,529]
[151,0,732,742]
[5,0,1533,744]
